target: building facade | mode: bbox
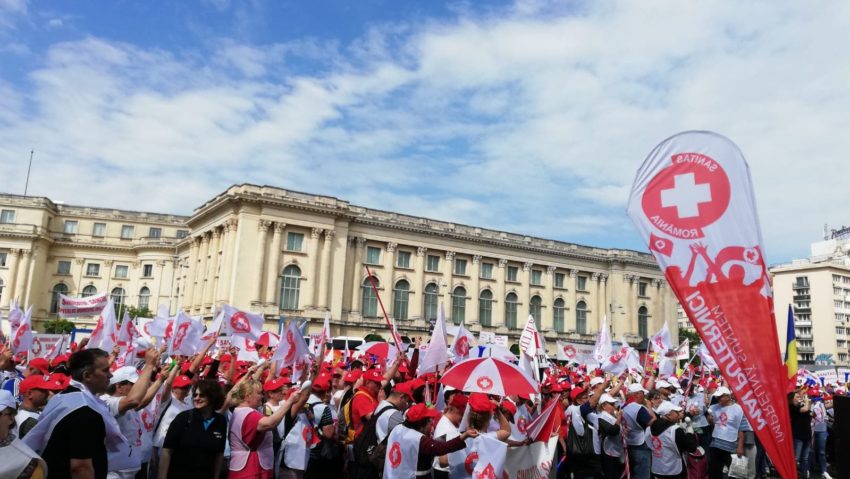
[770,227,850,367]
[0,184,679,353]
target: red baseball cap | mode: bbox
[570,387,587,401]
[20,374,64,393]
[405,403,441,422]
[392,381,415,400]
[28,358,50,374]
[449,393,469,411]
[501,400,517,416]
[362,369,383,383]
[173,375,193,388]
[312,374,332,392]
[50,354,70,369]
[343,370,362,384]
[469,393,495,413]
[264,377,289,392]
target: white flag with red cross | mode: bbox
[12,305,33,356]
[114,312,141,369]
[649,322,673,353]
[272,320,312,375]
[86,300,119,352]
[452,325,476,361]
[222,304,265,341]
[169,312,205,356]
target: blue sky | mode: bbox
[1,0,849,264]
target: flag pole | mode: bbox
[364,265,409,367]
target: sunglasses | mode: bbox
[193,392,207,399]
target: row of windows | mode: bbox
[0,209,189,239]
[362,246,644,292]
[50,284,151,313]
[52,261,156,278]
[833,275,850,284]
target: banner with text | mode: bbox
[58,293,108,318]
[503,436,558,479]
[555,340,598,366]
[627,131,796,479]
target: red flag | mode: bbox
[627,131,796,479]
[649,233,674,256]
[524,397,562,442]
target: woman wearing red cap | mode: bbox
[447,393,511,479]
[383,403,479,479]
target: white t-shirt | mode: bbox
[13,409,39,438]
[433,415,460,472]
[152,393,193,448]
[102,395,145,472]
[374,400,402,443]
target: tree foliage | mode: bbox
[43,318,75,334]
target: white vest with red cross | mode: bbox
[383,425,424,479]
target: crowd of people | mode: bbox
[0,335,841,479]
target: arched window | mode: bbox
[51,283,68,314]
[280,265,301,310]
[479,289,493,326]
[111,287,126,312]
[138,287,151,310]
[361,276,379,317]
[393,280,410,320]
[423,283,439,322]
[576,300,587,334]
[530,295,542,329]
[82,285,98,297]
[638,306,649,338]
[505,292,518,329]
[451,287,466,325]
[553,298,566,333]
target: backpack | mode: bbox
[339,390,371,445]
[352,405,397,468]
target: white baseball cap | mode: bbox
[668,377,681,387]
[656,380,673,389]
[656,401,683,416]
[110,366,140,385]
[599,393,618,405]
[0,390,15,411]
[628,383,648,394]
[713,386,732,397]
[590,377,605,387]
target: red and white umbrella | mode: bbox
[439,357,538,396]
[256,331,280,348]
[356,341,397,360]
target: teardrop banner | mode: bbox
[626,131,796,479]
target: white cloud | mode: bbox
[1,1,849,262]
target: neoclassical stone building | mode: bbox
[0,184,678,351]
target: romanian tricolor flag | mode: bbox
[784,304,798,384]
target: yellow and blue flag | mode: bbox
[784,304,798,381]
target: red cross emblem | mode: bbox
[30,337,42,356]
[651,435,663,458]
[388,442,403,468]
[718,412,728,427]
[455,336,470,357]
[476,376,494,391]
[230,312,251,333]
[476,463,496,479]
[641,152,731,239]
[563,345,576,359]
[517,417,528,434]
[173,322,190,349]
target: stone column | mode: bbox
[469,255,482,326]
[301,228,322,309]
[2,249,21,307]
[184,238,199,311]
[543,265,556,330]
[597,274,608,332]
[384,243,397,314]
[411,247,427,319]
[193,233,210,312]
[16,250,32,306]
[591,273,600,333]
[253,220,270,304]
[522,262,532,321]
[154,260,166,310]
[494,259,507,327]
[350,237,366,313]
[205,228,222,309]
[443,251,455,302]
[318,229,335,309]
[568,269,578,331]
[626,274,637,334]
[218,219,237,303]
[264,223,285,306]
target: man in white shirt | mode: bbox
[706,387,745,479]
[433,393,468,479]
[375,381,413,443]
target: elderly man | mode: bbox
[706,387,745,479]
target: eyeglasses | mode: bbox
[192,392,207,399]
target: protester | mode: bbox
[789,387,813,479]
[647,401,699,478]
[14,374,63,438]
[809,388,832,479]
[596,393,624,479]
[433,393,468,479]
[623,382,655,479]
[158,379,228,479]
[305,374,342,479]
[383,403,479,479]
[24,348,118,479]
[706,387,745,479]
[227,377,305,479]
[0,389,47,478]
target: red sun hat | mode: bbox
[469,393,495,413]
[449,393,469,411]
[405,403,441,422]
